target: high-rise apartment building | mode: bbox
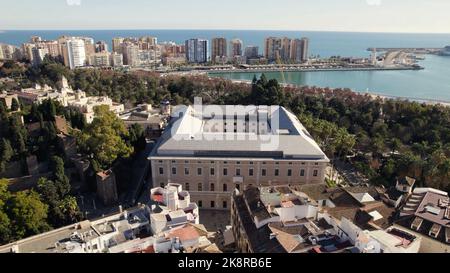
[264,37,282,62]
[185,39,209,64]
[211,37,227,64]
[122,42,140,66]
[63,38,87,69]
[244,46,259,59]
[112,37,124,53]
[95,41,109,53]
[110,52,124,67]
[31,45,49,66]
[229,38,243,58]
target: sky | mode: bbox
[1,0,450,33]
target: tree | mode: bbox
[6,190,50,240]
[10,98,20,112]
[0,139,14,173]
[58,196,82,224]
[37,177,59,205]
[76,105,133,170]
[51,156,70,198]
[128,123,146,153]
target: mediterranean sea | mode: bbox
[1,30,450,101]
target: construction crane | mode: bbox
[275,52,286,84]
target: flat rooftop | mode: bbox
[150,105,329,161]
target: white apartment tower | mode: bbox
[65,39,87,69]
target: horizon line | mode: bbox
[1,28,450,35]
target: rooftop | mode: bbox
[151,105,329,161]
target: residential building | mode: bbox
[244,46,259,59]
[0,43,20,60]
[0,205,152,253]
[62,38,87,69]
[112,37,124,53]
[185,39,209,64]
[95,41,109,53]
[149,105,329,210]
[290,39,307,63]
[119,104,169,139]
[88,52,111,67]
[110,52,124,67]
[139,36,158,50]
[395,188,450,253]
[264,37,282,62]
[150,183,200,234]
[229,38,243,58]
[231,186,350,253]
[211,37,227,64]
[122,42,140,66]
[31,45,49,66]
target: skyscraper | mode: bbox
[264,37,282,62]
[112,37,124,53]
[122,42,140,66]
[211,37,227,64]
[300,37,309,62]
[229,38,243,58]
[290,39,304,63]
[63,38,87,69]
[95,41,109,53]
[280,37,291,62]
[185,39,209,64]
[244,46,259,59]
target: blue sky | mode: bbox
[1,0,450,33]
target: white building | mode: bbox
[64,38,87,69]
[150,183,200,235]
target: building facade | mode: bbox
[211,38,227,64]
[149,105,329,210]
[185,39,209,64]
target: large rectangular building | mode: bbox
[185,39,209,64]
[149,105,329,210]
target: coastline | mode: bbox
[224,78,450,107]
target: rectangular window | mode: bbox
[275,169,280,176]
[210,168,215,176]
[223,168,228,176]
[197,168,202,176]
[211,201,215,208]
[223,184,228,192]
[262,169,267,176]
[249,168,254,176]
[236,168,241,176]
[300,169,305,177]
[313,170,319,177]
[198,183,203,191]
[185,168,190,175]
[287,169,292,177]
[210,183,215,191]
[172,167,177,175]
[159,167,164,175]
[185,183,190,191]
[223,201,228,209]
[198,201,203,208]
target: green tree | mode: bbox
[6,190,50,240]
[77,105,133,170]
[51,156,70,198]
[0,139,14,173]
[10,98,20,112]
